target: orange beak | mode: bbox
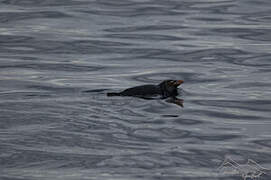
[174,80,184,86]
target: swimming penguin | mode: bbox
[107,80,184,99]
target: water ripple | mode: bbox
[1,0,271,179]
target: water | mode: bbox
[0,0,271,180]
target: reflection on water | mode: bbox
[0,0,271,180]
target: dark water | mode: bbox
[0,0,271,180]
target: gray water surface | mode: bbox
[0,0,271,180]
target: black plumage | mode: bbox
[107,80,183,99]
